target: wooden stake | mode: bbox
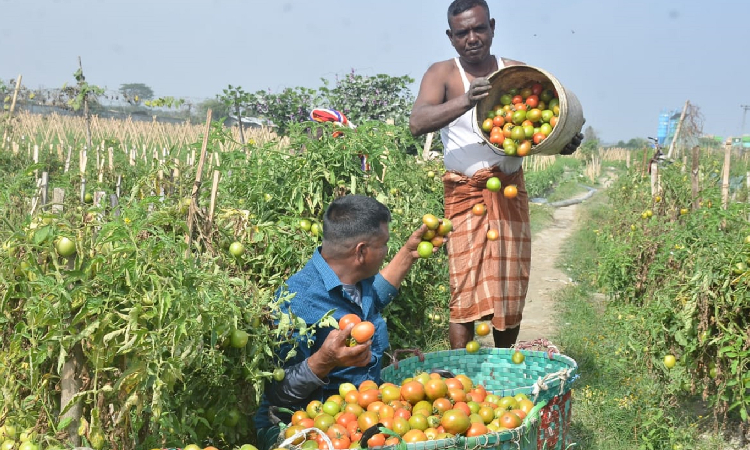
[422,132,434,160]
[667,100,689,160]
[721,139,732,211]
[2,74,22,149]
[691,145,700,211]
[185,109,213,257]
[208,170,220,225]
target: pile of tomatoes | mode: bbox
[281,372,535,449]
[480,82,561,157]
[416,214,452,259]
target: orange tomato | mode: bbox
[338,314,361,331]
[292,410,309,425]
[366,432,386,448]
[402,429,428,443]
[499,411,523,429]
[359,379,379,392]
[503,185,518,199]
[476,322,491,336]
[466,421,489,437]
[350,321,375,343]
[517,140,531,157]
[400,380,426,405]
[472,204,486,216]
[492,115,505,127]
[486,229,499,241]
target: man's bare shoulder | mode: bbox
[424,59,458,76]
[500,57,526,67]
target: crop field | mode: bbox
[1,82,749,450]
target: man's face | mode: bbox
[446,5,495,64]
[361,222,390,278]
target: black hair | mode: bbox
[322,195,391,246]
[447,0,490,26]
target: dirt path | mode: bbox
[476,190,592,348]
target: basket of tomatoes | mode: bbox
[277,367,544,450]
[380,347,578,450]
[475,65,585,157]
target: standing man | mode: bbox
[409,0,581,350]
[254,195,429,450]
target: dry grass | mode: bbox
[6,111,281,155]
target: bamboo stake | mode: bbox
[721,139,731,211]
[208,170,220,225]
[2,74,22,149]
[185,109,212,258]
[691,146,700,211]
[667,100,689,160]
[422,132,434,160]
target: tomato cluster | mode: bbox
[339,314,376,345]
[480,82,560,157]
[417,215,452,258]
[472,177,520,243]
[284,372,535,449]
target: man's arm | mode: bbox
[409,62,491,137]
[379,224,427,288]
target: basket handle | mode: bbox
[515,338,560,359]
[390,348,425,369]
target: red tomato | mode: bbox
[531,83,543,96]
[338,314,361,331]
[532,132,547,145]
[492,115,505,127]
[511,95,523,104]
[350,321,375,343]
[524,95,539,108]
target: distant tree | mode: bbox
[583,125,598,143]
[578,125,600,161]
[243,86,317,136]
[318,71,415,125]
[626,137,648,149]
[196,98,231,122]
[118,83,154,105]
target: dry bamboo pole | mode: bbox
[185,109,212,258]
[2,74,23,149]
[667,100,689,160]
[721,140,732,211]
[208,170,220,225]
[422,132,434,160]
[80,147,88,203]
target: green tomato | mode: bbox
[229,241,245,257]
[273,368,286,381]
[664,354,677,369]
[55,236,76,257]
[299,219,312,232]
[485,177,501,192]
[417,241,434,258]
[229,329,248,348]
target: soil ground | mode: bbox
[476,188,592,348]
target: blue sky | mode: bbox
[2,0,749,143]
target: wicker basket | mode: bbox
[381,347,578,450]
[475,65,585,156]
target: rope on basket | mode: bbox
[389,348,425,370]
[530,368,574,403]
[277,427,333,450]
[514,338,560,360]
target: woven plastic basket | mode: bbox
[376,401,545,450]
[380,347,578,450]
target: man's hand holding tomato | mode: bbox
[307,323,372,379]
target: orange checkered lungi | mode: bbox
[442,166,531,330]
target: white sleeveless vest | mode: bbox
[440,57,523,176]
